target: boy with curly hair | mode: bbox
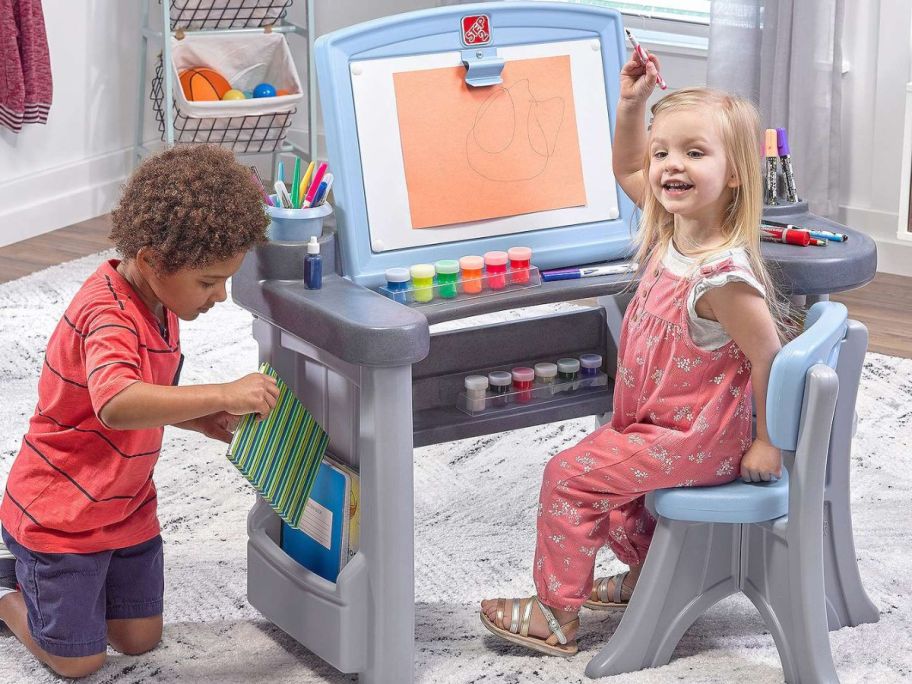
[0,145,279,678]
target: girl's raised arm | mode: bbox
[613,55,660,208]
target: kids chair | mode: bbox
[586,301,878,683]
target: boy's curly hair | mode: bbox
[110,145,269,273]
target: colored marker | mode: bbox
[290,157,302,208]
[764,129,779,205]
[625,28,667,90]
[273,180,293,209]
[276,160,285,184]
[302,162,328,208]
[316,173,333,206]
[541,262,638,282]
[760,227,826,247]
[762,219,847,241]
[298,161,316,209]
[776,128,799,203]
[249,166,274,207]
[311,180,328,207]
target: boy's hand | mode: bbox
[221,372,280,421]
[195,411,241,443]
[740,439,782,483]
[619,54,660,107]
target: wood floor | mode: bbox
[1,216,910,359]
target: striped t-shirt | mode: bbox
[1,260,182,553]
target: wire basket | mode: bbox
[163,0,293,30]
[150,59,294,153]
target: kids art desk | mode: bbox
[230,4,877,682]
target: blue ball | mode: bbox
[253,83,276,98]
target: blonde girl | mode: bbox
[480,53,785,657]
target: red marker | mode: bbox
[625,28,667,90]
[302,162,328,208]
[761,227,826,247]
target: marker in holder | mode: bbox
[378,266,542,306]
[458,368,609,416]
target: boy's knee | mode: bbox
[110,632,161,656]
[46,652,106,679]
[107,615,163,655]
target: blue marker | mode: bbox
[311,180,329,207]
[541,262,638,282]
[276,160,285,184]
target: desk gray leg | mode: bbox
[359,365,415,683]
[594,293,632,428]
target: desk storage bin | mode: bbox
[247,497,368,673]
[266,201,333,242]
[166,0,293,30]
[457,371,609,416]
[151,31,302,152]
[378,267,542,306]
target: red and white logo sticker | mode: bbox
[461,15,492,46]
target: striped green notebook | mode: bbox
[227,363,329,528]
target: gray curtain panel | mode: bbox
[707,0,845,218]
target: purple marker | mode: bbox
[541,262,638,282]
[777,128,799,203]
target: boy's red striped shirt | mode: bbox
[1,260,182,553]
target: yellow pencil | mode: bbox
[298,161,316,208]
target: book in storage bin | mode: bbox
[151,31,303,152]
[166,0,293,31]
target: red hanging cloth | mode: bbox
[1,0,52,132]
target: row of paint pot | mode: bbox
[384,247,533,304]
[462,354,605,413]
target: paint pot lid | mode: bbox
[511,367,535,382]
[579,353,603,368]
[557,358,581,373]
[534,362,558,378]
[508,246,532,261]
[459,255,484,270]
[484,251,508,266]
[410,263,435,279]
[435,259,460,274]
[488,371,513,386]
[464,374,489,390]
[385,267,410,283]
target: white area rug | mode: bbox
[0,251,910,683]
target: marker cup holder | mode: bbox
[458,371,609,416]
[378,267,542,306]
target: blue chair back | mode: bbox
[766,301,848,452]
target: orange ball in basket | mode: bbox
[276,88,290,96]
[179,67,231,102]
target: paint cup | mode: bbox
[511,366,535,403]
[410,264,435,303]
[508,246,532,284]
[534,362,558,385]
[484,251,508,290]
[488,371,512,407]
[384,267,411,304]
[579,353,603,377]
[557,358,580,389]
[464,375,489,413]
[435,259,460,299]
[459,255,484,294]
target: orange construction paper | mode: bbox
[393,55,586,229]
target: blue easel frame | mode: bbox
[315,2,634,287]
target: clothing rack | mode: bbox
[134,0,317,170]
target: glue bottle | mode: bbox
[305,235,322,289]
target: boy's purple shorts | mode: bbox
[1,528,164,658]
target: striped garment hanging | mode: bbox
[227,363,329,528]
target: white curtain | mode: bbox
[707,0,845,218]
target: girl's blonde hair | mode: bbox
[633,87,793,340]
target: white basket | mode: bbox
[167,0,292,30]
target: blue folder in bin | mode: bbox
[281,459,356,582]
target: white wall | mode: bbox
[1,1,911,278]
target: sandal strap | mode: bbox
[613,571,630,604]
[596,576,611,603]
[510,598,521,634]
[495,598,505,630]
[519,597,535,637]
[537,598,570,645]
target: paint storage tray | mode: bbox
[377,267,542,307]
[457,371,609,417]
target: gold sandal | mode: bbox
[480,595,579,657]
[583,570,634,611]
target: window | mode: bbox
[554,0,711,24]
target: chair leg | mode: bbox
[585,518,739,678]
